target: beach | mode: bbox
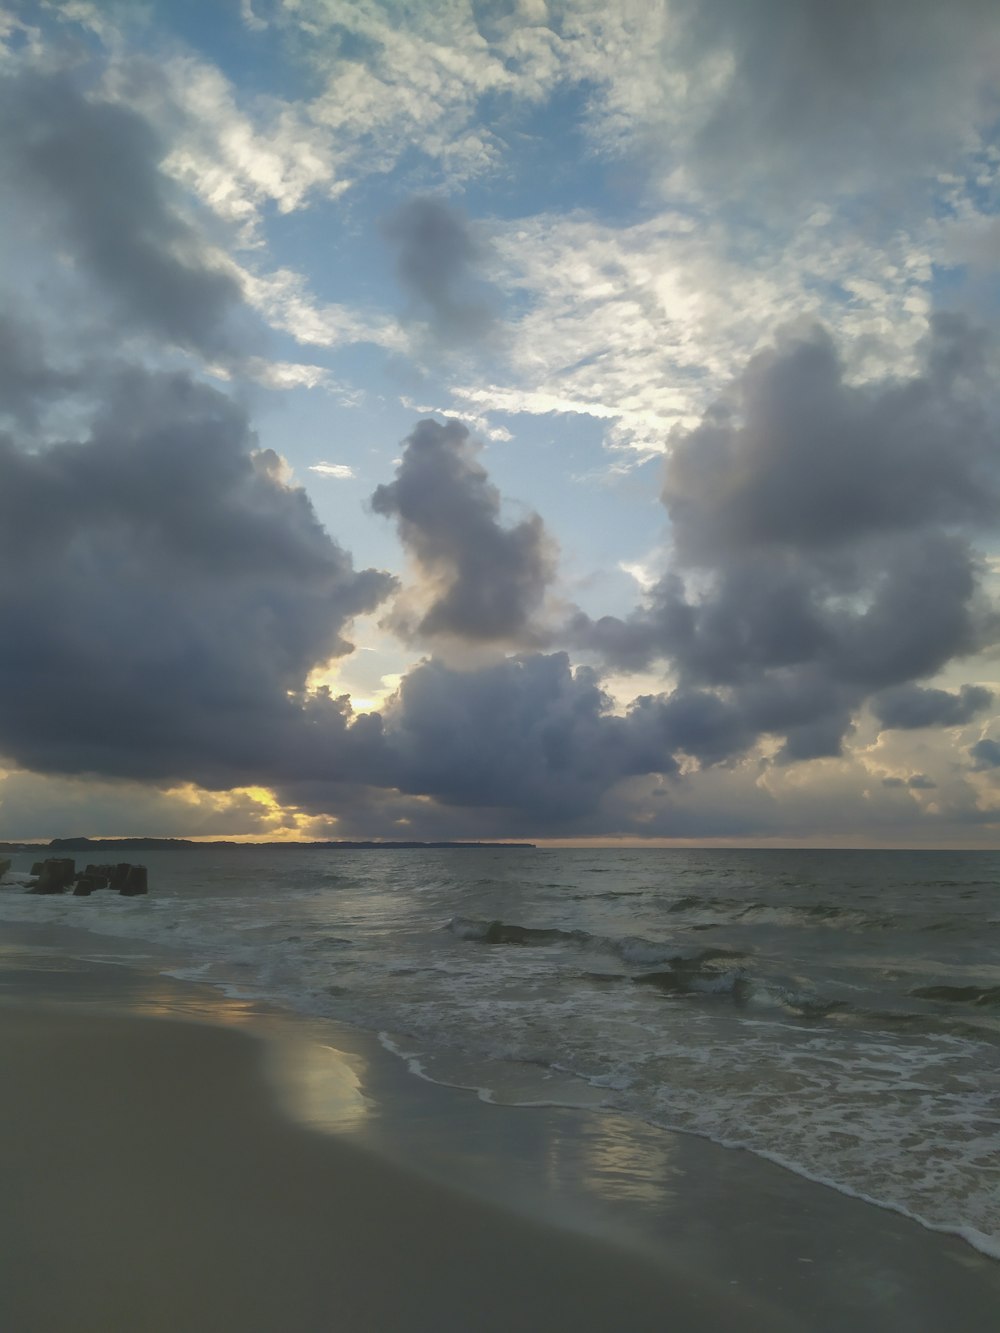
[0,955,771,1333]
[2,936,1000,1332]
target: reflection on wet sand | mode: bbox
[264,1036,370,1133]
[572,1114,682,1210]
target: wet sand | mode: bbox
[0,1004,784,1333]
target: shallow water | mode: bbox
[2,845,998,1257]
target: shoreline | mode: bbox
[4,906,999,1270]
[2,932,1000,1330]
[0,956,778,1333]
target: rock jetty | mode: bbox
[27,858,149,897]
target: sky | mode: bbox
[1,0,1000,845]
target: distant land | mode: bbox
[0,837,536,852]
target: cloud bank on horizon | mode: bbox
[0,0,999,844]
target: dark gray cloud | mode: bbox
[970,738,1000,769]
[665,320,997,561]
[0,312,76,425]
[872,684,994,731]
[382,197,497,347]
[0,338,710,823]
[572,317,1000,764]
[380,652,658,819]
[673,0,1000,200]
[1,70,244,356]
[1,45,996,839]
[0,368,394,787]
[275,654,770,831]
[371,417,556,643]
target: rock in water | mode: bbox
[109,863,131,891]
[73,873,107,896]
[28,858,76,894]
[120,865,148,896]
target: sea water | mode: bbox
[1,846,998,1258]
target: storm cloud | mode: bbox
[573,318,1000,764]
[1,20,997,843]
[872,684,994,731]
[0,312,76,425]
[1,70,244,356]
[378,652,665,820]
[0,368,394,787]
[371,418,556,644]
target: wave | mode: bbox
[444,915,1000,1037]
[446,916,590,947]
[662,895,898,930]
[445,915,746,968]
[630,966,848,1018]
[0,871,35,887]
[910,984,1000,1008]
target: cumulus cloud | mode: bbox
[383,197,498,348]
[664,319,997,560]
[872,684,994,731]
[377,652,666,821]
[0,69,244,357]
[2,9,997,843]
[572,317,1000,762]
[0,368,394,787]
[371,418,556,644]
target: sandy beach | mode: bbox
[0,1000,770,1332]
[2,939,999,1333]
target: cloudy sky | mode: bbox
[2,0,1000,844]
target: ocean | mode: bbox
[1,846,998,1260]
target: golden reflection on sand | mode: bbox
[543,1114,681,1212]
[130,985,373,1134]
[264,1037,371,1133]
[131,990,266,1025]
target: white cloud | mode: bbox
[450,207,935,458]
[208,356,337,392]
[101,54,342,246]
[618,560,657,591]
[239,264,405,350]
[239,0,268,32]
[399,397,512,442]
[41,0,119,44]
[309,462,356,479]
[0,8,43,67]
